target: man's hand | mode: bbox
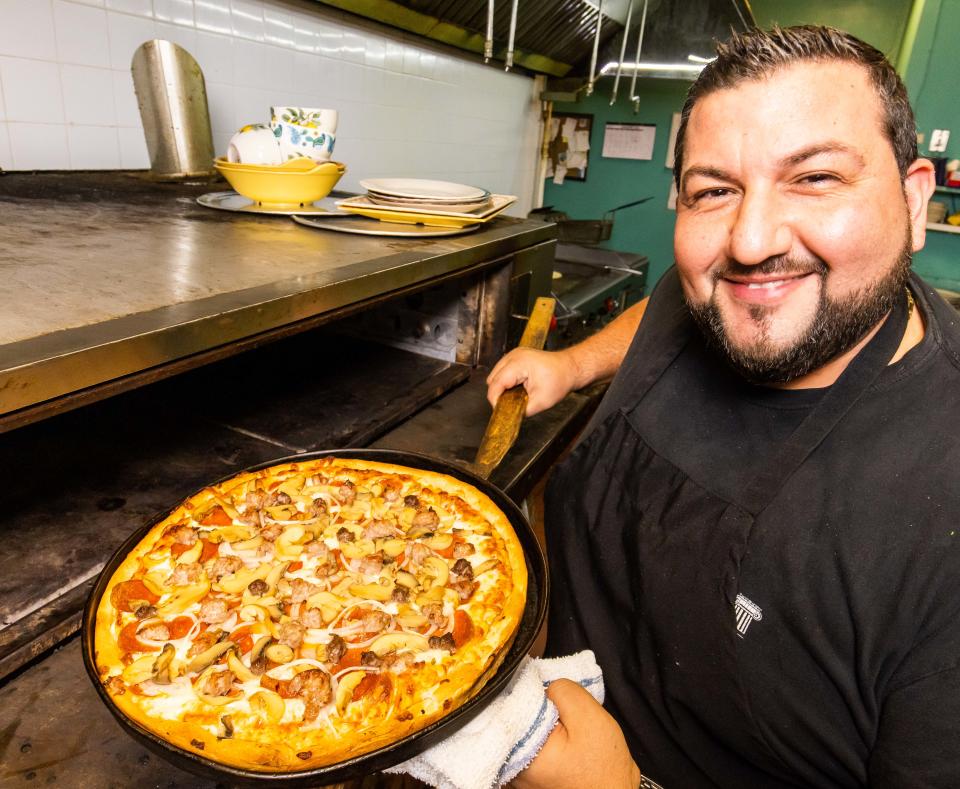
[510,679,641,789]
[486,348,582,416]
[486,298,649,417]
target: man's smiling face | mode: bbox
[674,60,928,384]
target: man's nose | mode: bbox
[727,190,792,266]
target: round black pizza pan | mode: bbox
[81,448,548,787]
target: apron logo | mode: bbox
[734,593,762,638]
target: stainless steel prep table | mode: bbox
[0,172,554,430]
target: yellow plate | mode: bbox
[214,156,344,175]
[336,194,515,228]
[214,160,345,206]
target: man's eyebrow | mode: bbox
[680,166,735,190]
[780,143,866,168]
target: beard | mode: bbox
[685,238,912,385]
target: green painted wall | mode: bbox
[750,0,913,61]
[543,78,690,286]
[901,0,960,289]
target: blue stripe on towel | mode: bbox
[497,695,552,784]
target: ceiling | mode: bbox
[312,0,754,77]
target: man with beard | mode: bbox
[497,26,959,789]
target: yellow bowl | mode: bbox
[214,159,346,206]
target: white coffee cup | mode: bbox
[226,124,283,165]
[269,107,338,162]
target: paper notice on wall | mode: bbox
[553,168,566,185]
[602,123,656,160]
[667,180,678,211]
[573,130,591,151]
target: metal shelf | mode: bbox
[927,221,960,234]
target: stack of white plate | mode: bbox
[359,178,493,213]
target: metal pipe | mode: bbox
[505,0,519,70]
[610,0,634,105]
[484,0,495,62]
[730,0,749,31]
[629,0,648,112]
[586,0,603,96]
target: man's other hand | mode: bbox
[510,679,641,789]
[486,349,581,416]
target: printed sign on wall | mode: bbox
[602,123,656,160]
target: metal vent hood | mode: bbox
[311,0,754,79]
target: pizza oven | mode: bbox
[0,172,603,785]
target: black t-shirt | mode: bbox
[562,269,960,788]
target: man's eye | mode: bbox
[694,187,731,201]
[799,172,837,184]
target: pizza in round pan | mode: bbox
[94,456,527,772]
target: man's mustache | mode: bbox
[711,255,828,281]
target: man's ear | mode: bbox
[904,157,937,252]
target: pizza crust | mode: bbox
[95,456,528,772]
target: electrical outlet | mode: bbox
[930,129,951,152]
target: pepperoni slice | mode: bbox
[351,673,392,703]
[452,610,474,648]
[200,506,232,526]
[199,539,219,563]
[167,616,194,640]
[229,625,255,655]
[334,648,364,672]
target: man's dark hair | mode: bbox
[672,25,918,188]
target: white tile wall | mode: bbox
[0,0,541,213]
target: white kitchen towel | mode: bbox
[384,650,604,789]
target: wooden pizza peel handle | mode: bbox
[470,296,556,480]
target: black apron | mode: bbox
[544,286,911,788]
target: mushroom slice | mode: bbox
[424,533,454,552]
[340,539,376,560]
[158,581,211,617]
[381,539,405,558]
[369,632,429,657]
[422,556,449,588]
[335,671,366,715]
[152,643,177,684]
[250,689,285,723]
[122,654,159,685]
[395,571,418,589]
[474,559,499,576]
[264,643,295,664]
[230,535,263,553]
[216,565,268,595]
[264,562,290,596]
[176,541,203,565]
[406,523,435,539]
[347,582,394,602]
[227,649,256,683]
[248,636,273,675]
[397,613,428,629]
[186,639,236,674]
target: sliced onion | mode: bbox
[332,664,380,682]
[264,657,329,680]
[261,515,324,526]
